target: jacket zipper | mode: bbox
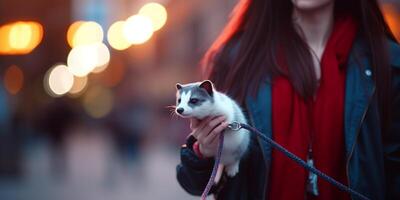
[345,85,375,200]
[245,103,268,200]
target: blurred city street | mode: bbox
[0,0,238,199]
[0,0,399,199]
[0,128,196,200]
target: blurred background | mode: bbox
[0,0,399,200]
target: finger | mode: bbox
[198,116,226,142]
[191,116,213,138]
[198,116,214,128]
[202,115,226,134]
[204,122,229,145]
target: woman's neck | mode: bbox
[293,3,335,59]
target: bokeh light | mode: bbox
[123,15,154,45]
[0,21,43,55]
[67,21,84,48]
[67,43,110,77]
[45,64,74,97]
[83,86,114,118]
[70,21,104,47]
[92,42,110,71]
[139,2,168,31]
[68,75,88,96]
[3,65,24,95]
[67,44,97,77]
[382,3,400,42]
[0,24,14,54]
[92,63,109,74]
[9,23,33,49]
[107,21,131,50]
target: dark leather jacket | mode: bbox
[176,37,400,200]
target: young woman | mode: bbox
[176,0,400,199]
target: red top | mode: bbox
[268,16,357,200]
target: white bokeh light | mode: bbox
[67,44,98,77]
[47,64,74,96]
[71,21,104,47]
[67,43,110,76]
[92,42,110,71]
[107,21,131,50]
[123,15,154,45]
[139,2,168,31]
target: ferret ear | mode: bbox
[176,83,182,90]
[199,80,214,96]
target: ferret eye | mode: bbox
[178,98,181,103]
[189,98,198,104]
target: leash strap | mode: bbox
[201,133,224,200]
[235,122,370,200]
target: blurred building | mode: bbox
[0,0,238,199]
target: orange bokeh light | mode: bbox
[4,65,24,95]
[382,3,400,42]
[0,21,43,55]
[0,24,13,54]
[67,21,85,48]
[67,21,103,48]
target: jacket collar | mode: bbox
[343,38,375,157]
[244,38,399,162]
[344,38,400,156]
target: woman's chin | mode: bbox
[292,0,333,12]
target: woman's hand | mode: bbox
[190,116,229,158]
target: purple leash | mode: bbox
[201,133,224,200]
[200,122,370,200]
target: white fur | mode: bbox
[178,91,193,116]
[207,91,250,177]
[176,82,250,177]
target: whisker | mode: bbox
[165,105,177,115]
[165,105,176,109]
[168,108,176,114]
[169,109,179,119]
[166,104,180,119]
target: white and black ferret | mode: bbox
[175,80,250,177]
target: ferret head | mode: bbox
[175,80,215,119]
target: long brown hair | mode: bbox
[202,0,397,132]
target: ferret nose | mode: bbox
[177,108,184,114]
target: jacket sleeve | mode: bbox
[176,135,215,195]
[385,66,400,200]
[176,132,261,198]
